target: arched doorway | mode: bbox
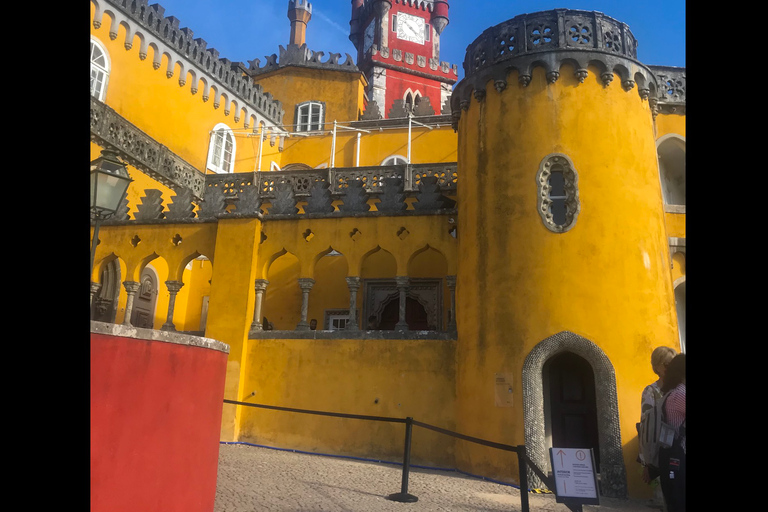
[544,352,601,470]
[523,331,626,498]
[92,259,121,323]
[131,264,159,329]
[378,295,429,330]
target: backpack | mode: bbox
[638,385,664,469]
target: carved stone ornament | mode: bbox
[536,153,580,233]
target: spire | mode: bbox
[288,0,313,46]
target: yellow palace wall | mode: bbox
[91,1,684,500]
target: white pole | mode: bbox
[257,124,264,172]
[356,132,361,167]
[331,120,337,168]
[407,113,412,164]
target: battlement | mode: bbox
[365,44,457,83]
[94,0,285,127]
[248,43,358,76]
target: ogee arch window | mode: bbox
[207,123,236,174]
[90,37,110,101]
[536,153,580,232]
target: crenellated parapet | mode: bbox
[91,0,285,128]
[247,43,358,77]
[365,44,457,84]
[450,9,663,127]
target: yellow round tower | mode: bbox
[450,9,680,498]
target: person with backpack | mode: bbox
[658,353,686,512]
[638,346,677,508]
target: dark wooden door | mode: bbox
[547,352,601,470]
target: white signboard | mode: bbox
[549,448,599,505]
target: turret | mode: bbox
[349,0,364,46]
[287,0,312,47]
[431,0,449,35]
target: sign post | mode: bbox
[549,447,600,511]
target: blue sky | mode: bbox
[148,0,685,80]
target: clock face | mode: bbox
[396,12,425,45]
[363,19,375,53]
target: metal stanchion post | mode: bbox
[387,417,418,503]
[517,445,530,512]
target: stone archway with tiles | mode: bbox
[522,331,627,498]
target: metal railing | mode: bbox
[223,399,556,511]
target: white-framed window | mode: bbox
[296,101,325,132]
[382,155,407,165]
[324,309,353,330]
[90,37,110,101]
[207,123,236,173]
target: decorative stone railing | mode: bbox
[649,65,686,113]
[102,163,458,223]
[462,9,640,77]
[451,9,672,127]
[90,96,206,199]
[97,0,284,126]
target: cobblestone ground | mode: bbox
[214,443,655,512]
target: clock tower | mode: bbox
[349,0,457,118]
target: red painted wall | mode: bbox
[91,332,228,512]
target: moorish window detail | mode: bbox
[536,153,580,232]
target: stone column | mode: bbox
[122,281,141,326]
[90,282,102,310]
[296,278,315,330]
[345,276,361,330]
[161,280,185,331]
[249,279,269,334]
[446,275,457,332]
[394,276,409,331]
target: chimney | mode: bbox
[288,0,312,46]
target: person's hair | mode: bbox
[661,353,685,393]
[651,346,677,376]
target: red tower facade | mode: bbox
[350,0,457,118]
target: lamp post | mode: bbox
[90,149,132,276]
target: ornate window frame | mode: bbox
[206,123,236,174]
[90,36,110,101]
[295,101,325,132]
[536,153,580,233]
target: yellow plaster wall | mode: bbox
[254,67,367,128]
[91,5,283,181]
[204,218,263,441]
[237,337,457,466]
[454,64,680,495]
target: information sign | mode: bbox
[549,447,600,506]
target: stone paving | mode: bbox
[214,443,657,512]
